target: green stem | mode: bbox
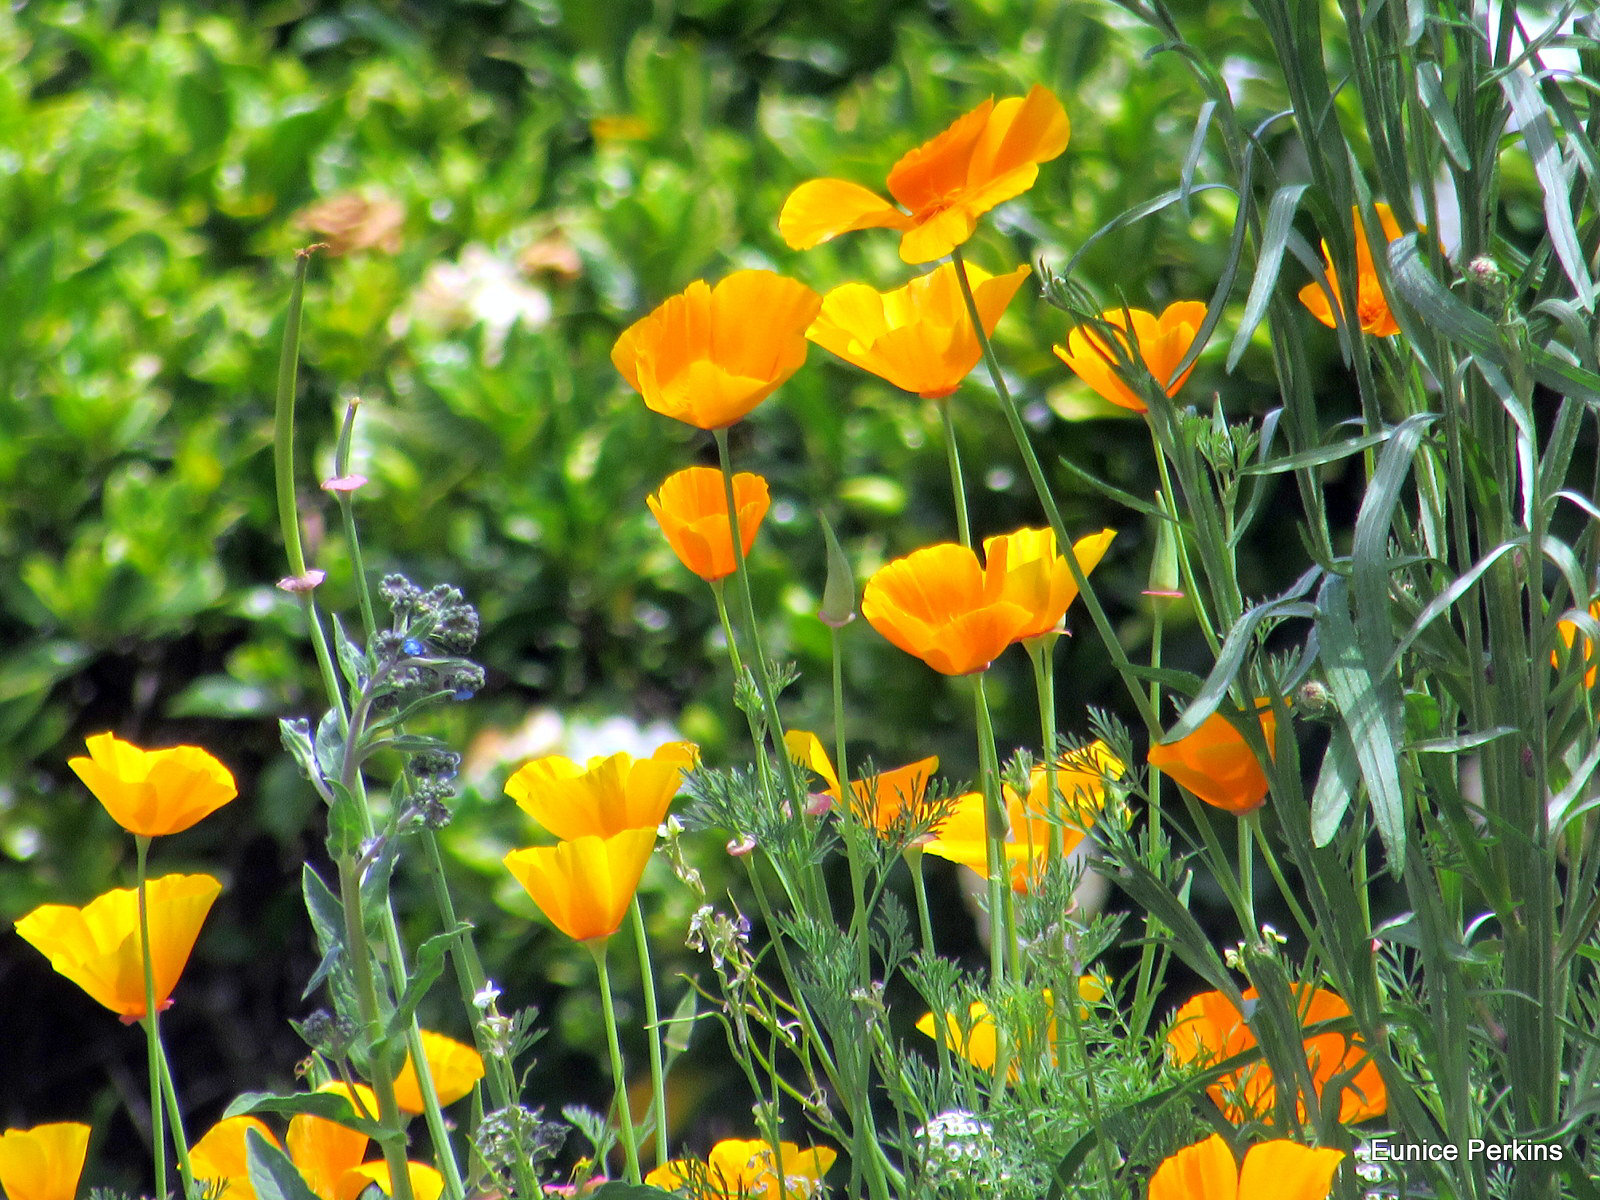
[154,1042,195,1199]
[1026,639,1062,860]
[421,834,541,1200]
[1237,817,1256,937]
[906,848,954,1083]
[135,838,170,1200]
[948,247,1160,733]
[832,625,872,990]
[336,856,418,1200]
[629,898,671,1170]
[273,247,346,725]
[332,397,378,640]
[938,396,973,549]
[590,939,642,1185]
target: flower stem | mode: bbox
[905,847,953,1081]
[1025,638,1062,860]
[589,938,642,1185]
[938,397,973,549]
[135,837,169,1200]
[948,246,1160,734]
[332,396,378,640]
[273,246,346,726]
[832,624,872,990]
[628,898,671,1170]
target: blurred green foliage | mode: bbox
[1,0,1406,1152]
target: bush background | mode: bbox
[2,0,1389,1178]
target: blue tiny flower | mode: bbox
[402,638,426,657]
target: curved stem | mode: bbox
[629,899,670,1170]
[938,397,973,549]
[135,837,169,1200]
[590,939,642,1185]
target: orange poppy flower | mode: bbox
[503,828,658,943]
[0,1122,91,1200]
[1297,204,1405,338]
[1052,301,1208,414]
[392,1030,486,1114]
[611,271,821,429]
[783,730,938,831]
[648,467,770,583]
[1553,600,1600,687]
[915,979,1107,1075]
[983,526,1116,641]
[779,85,1069,264]
[806,262,1031,399]
[921,741,1123,891]
[15,873,222,1020]
[1167,985,1387,1125]
[861,542,1035,675]
[69,732,237,838]
[1149,1134,1345,1200]
[1147,706,1277,815]
[646,1137,836,1199]
[505,742,698,841]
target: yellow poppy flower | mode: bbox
[1052,301,1208,414]
[505,742,698,841]
[192,1117,281,1200]
[806,262,1031,399]
[921,741,1123,891]
[1147,706,1277,815]
[915,980,1107,1075]
[193,1085,378,1200]
[392,1030,486,1114]
[504,828,659,943]
[611,271,821,430]
[647,467,770,583]
[783,730,938,832]
[0,1122,91,1200]
[1297,203,1405,337]
[779,85,1069,264]
[646,1137,836,1199]
[14,873,222,1020]
[1167,986,1387,1125]
[983,526,1116,642]
[336,1162,444,1200]
[861,542,1035,676]
[1149,1134,1346,1200]
[69,732,237,838]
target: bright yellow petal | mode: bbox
[392,1030,485,1114]
[1238,1141,1345,1200]
[337,1162,444,1200]
[1148,1134,1240,1200]
[784,731,842,800]
[850,756,938,829]
[965,85,1071,189]
[886,98,998,211]
[504,828,658,942]
[192,1117,278,1200]
[70,733,236,837]
[0,1123,92,1200]
[287,1084,375,1200]
[778,178,911,250]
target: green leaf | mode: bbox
[1310,724,1362,844]
[301,865,346,1000]
[1501,67,1597,310]
[331,614,368,692]
[1315,577,1406,867]
[280,717,324,788]
[326,781,366,861]
[1414,62,1470,169]
[230,1094,382,1138]
[1166,566,1322,740]
[247,1129,321,1200]
[1227,183,1308,371]
[1389,238,1600,403]
[817,511,856,628]
[385,925,469,1039]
